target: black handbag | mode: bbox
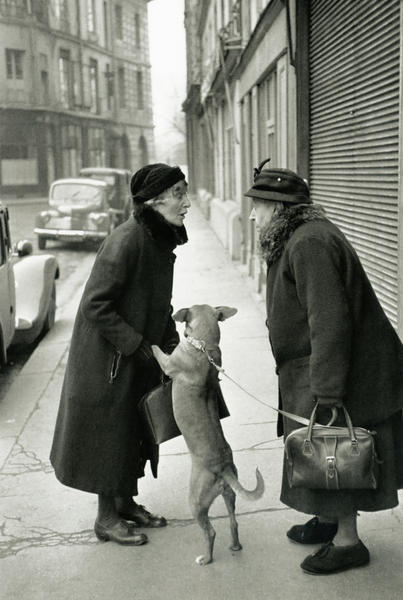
[284,403,380,490]
[138,380,230,444]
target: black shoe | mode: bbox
[301,540,370,575]
[94,520,148,545]
[287,516,338,544]
[118,503,167,528]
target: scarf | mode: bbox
[259,203,327,267]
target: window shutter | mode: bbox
[309,0,400,326]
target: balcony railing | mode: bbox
[0,0,28,18]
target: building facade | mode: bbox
[184,0,403,337]
[0,0,154,197]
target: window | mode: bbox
[0,0,28,18]
[135,12,141,47]
[115,4,123,39]
[89,58,99,113]
[32,0,49,24]
[136,70,143,109]
[257,70,277,165]
[59,49,72,108]
[105,63,114,110]
[54,0,70,32]
[103,1,109,46]
[41,70,49,104]
[1,141,38,185]
[40,53,49,105]
[118,67,125,108]
[87,0,96,32]
[61,124,82,177]
[1,144,29,159]
[6,49,24,80]
[88,127,106,166]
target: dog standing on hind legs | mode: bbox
[151,304,265,565]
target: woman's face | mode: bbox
[154,180,190,226]
[249,199,278,230]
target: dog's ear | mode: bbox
[214,306,238,321]
[173,308,189,322]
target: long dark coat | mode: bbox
[264,205,403,516]
[50,206,186,496]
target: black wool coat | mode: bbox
[50,207,187,496]
[264,206,403,432]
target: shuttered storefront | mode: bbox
[309,0,400,326]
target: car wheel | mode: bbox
[42,283,56,334]
[38,236,46,250]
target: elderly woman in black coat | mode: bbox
[246,161,403,574]
[50,163,190,545]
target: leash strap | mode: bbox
[186,336,311,427]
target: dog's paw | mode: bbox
[195,554,212,566]
[229,543,243,552]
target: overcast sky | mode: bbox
[148,0,186,162]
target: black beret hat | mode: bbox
[244,162,311,204]
[130,163,186,204]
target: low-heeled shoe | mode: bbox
[94,520,148,545]
[287,516,338,544]
[301,540,370,575]
[118,504,167,528]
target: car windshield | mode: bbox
[51,183,103,205]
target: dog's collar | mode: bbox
[185,335,224,372]
[186,335,207,352]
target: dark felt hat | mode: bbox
[244,161,311,204]
[130,163,186,204]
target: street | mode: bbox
[0,200,98,402]
[1,203,403,600]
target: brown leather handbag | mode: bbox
[284,403,380,490]
[138,380,230,444]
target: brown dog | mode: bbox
[152,304,264,565]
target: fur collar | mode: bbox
[259,203,327,267]
[133,204,188,251]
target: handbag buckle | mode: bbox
[326,456,336,478]
[351,439,360,455]
[303,439,313,455]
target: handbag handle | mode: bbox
[305,403,359,452]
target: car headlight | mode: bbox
[35,211,51,226]
[89,212,108,225]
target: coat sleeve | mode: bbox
[80,234,143,356]
[160,305,179,354]
[289,236,352,399]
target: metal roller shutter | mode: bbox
[309,0,400,326]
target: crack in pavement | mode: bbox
[167,506,289,527]
[0,507,289,559]
[0,442,53,476]
[0,521,97,559]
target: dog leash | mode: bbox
[185,335,317,427]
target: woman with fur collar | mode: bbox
[246,161,403,575]
[50,163,190,545]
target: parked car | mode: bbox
[34,168,132,250]
[79,167,132,219]
[0,202,59,364]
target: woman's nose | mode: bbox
[183,193,191,208]
[249,207,256,221]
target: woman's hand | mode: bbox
[134,339,154,363]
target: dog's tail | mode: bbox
[222,466,265,500]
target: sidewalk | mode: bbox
[1,204,402,600]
